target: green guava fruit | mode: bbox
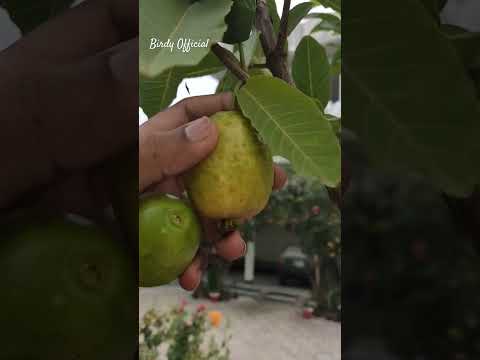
[185,111,274,219]
[0,217,137,360]
[139,195,201,287]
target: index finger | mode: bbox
[144,92,235,132]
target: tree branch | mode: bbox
[275,0,291,54]
[212,44,250,84]
[256,0,276,55]
[255,0,293,84]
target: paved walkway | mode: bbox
[140,285,341,360]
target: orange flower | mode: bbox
[208,310,223,328]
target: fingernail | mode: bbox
[185,117,211,142]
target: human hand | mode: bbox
[0,0,137,215]
[139,92,288,290]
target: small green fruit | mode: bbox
[185,111,274,219]
[1,217,137,360]
[139,195,201,287]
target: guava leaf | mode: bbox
[236,76,340,186]
[1,0,73,34]
[139,0,232,77]
[223,0,256,44]
[343,0,480,196]
[331,47,341,76]
[287,2,314,35]
[140,70,180,118]
[442,25,480,69]
[438,0,448,11]
[311,0,341,13]
[310,13,341,33]
[326,115,341,134]
[216,72,240,93]
[140,52,224,117]
[267,1,314,36]
[232,29,260,66]
[241,30,261,65]
[292,36,330,108]
[417,0,443,21]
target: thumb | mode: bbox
[139,116,218,191]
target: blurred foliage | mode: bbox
[240,163,341,315]
[139,303,231,360]
[1,0,73,34]
[342,134,480,358]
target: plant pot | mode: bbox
[302,307,314,319]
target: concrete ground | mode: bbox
[140,285,341,360]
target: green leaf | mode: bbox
[417,0,444,22]
[310,13,341,33]
[223,0,256,44]
[139,0,232,77]
[140,70,181,118]
[331,47,341,76]
[241,30,261,65]
[292,36,331,108]
[441,25,480,69]
[236,76,340,186]
[180,51,225,78]
[216,71,240,93]
[267,1,315,36]
[287,2,314,35]
[343,0,480,196]
[232,29,261,66]
[140,52,224,117]
[438,0,448,11]
[326,115,341,135]
[1,0,73,33]
[311,0,341,13]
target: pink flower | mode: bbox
[196,304,206,313]
[177,298,188,313]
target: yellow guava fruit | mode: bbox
[139,195,201,287]
[185,111,273,219]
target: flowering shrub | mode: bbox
[139,301,231,360]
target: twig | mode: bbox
[238,43,247,71]
[211,44,250,83]
[256,0,276,54]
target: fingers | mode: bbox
[215,231,247,261]
[6,0,138,67]
[33,38,138,173]
[273,164,288,190]
[178,255,203,291]
[146,92,235,131]
[139,116,218,192]
[178,231,246,291]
